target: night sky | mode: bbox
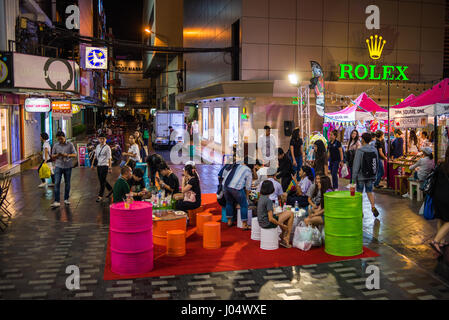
[104,0,144,59]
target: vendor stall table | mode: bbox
[110,201,153,275]
[324,191,363,257]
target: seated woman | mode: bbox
[285,166,314,208]
[257,180,294,248]
[304,175,333,227]
[174,164,202,211]
[408,147,434,189]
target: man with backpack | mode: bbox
[352,132,380,218]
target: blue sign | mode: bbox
[85,47,107,70]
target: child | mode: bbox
[285,166,314,207]
[257,180,294,248]
[304,175,333,227]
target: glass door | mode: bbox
[0,108,9,167]
[10,106,21,163]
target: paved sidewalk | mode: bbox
[0,160,448,300]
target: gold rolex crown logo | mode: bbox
[366,35,386,60]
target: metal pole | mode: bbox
[387,79,391,188]
[299,87,303,141]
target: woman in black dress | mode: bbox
[313,140,329,177]
[175,164,202,211]
[430,148,449,255]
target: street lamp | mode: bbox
[288,73,303,140]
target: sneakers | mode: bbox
[96,197,102,203]
[64,200,70,205]
[38,182,47,188]
[402,193,409,198]
[372,207,380,218]
[48,183,55,187]
[51,201,60,208]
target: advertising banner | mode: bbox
[310,61,325,117]
[52,101,72,118]
[394,116,428,129]
[77,144,87,167]
[25,98,51,113]
[0,52,13,88]
[85,47,108,70]
[13,53,79,92]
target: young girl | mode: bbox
[257,180,294,248]
[286,166,314,207]
[304,175,333,227]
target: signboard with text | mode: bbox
[394,116,428,129]
[52,101,72,118]
[25,98,51,113]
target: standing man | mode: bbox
[91,133,113,202]
[257,125,278,168]
[51,131,77,208]
[327,130,344,190]
[352,132,380,218]
[374,130,387,189]
[223,160,253,230]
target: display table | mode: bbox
[324,191,363,257]
[110,201,153,275]
[152,209,187,246]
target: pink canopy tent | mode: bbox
[325,92,387,125]
[389,79,449,117]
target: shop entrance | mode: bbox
[0,108,8,167]
[11,106,21,163]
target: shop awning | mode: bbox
[324,92,387,124]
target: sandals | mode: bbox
[429,241,443,255]
[242,225,251,231]
[280,241,292,248]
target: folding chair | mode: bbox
[0,176,12,218]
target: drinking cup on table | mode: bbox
[350,184,356,196]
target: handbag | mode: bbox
[423,195,435,220]
[94,145,106,167]
[183,190,196,203]
[341,163,349,178]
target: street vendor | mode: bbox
[409,147,435,188]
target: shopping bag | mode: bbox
[423,195,435,220]
[341,163,349,178]
[311,227,322,247]
[292,222,313,251]
[39,163,51,179]
[419,202,425,215]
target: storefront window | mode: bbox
[202,108,209,140]
[229,107,239,147]
[0,109,9,167]
[214,108,222,144]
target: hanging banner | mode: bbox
[389,106,432,118]
[394,116,428,129]
[310,61,325,117]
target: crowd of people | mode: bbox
[36,119,449,256]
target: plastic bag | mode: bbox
[341,163,349,178]
[311,227,322,247]
[39,163,51,179]
[293,222,313,251]
[419,202,425,215]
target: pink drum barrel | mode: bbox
[110,202,154,275]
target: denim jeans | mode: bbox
[54,167,72,202]
[291,155,303,179]
[224,187,248,222]
[374,159,385,187]
[329,161,340,190]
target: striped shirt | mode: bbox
[223,164,252,190]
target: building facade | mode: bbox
[178,0,446,157]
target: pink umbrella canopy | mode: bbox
[391,94,416,109]
[325,92,387,123]
[408,78,449,107]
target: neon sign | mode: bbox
[338,34,409,81]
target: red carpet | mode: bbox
[103,194,379,280]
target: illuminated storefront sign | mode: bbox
[72,104,81,114]
[25,98,51,113]
[52,101,72,118]
[339,35,409,81]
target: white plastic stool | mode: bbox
[251,217,261,240]
[260,227,281,250]
[409,181,423,201]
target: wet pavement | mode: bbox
[0,150,448,300]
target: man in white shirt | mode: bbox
[257,125,278,169]
[91,133,113,202]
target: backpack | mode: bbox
[421,166,437,195]
[361,151,378,178]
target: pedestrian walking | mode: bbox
[38,132,55,188]
[429,148,449,255]
[352,132,380,218]
[327,130,344,190]
[91,133,113,202]
[346,129,361,183]
[51,131,77,208]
